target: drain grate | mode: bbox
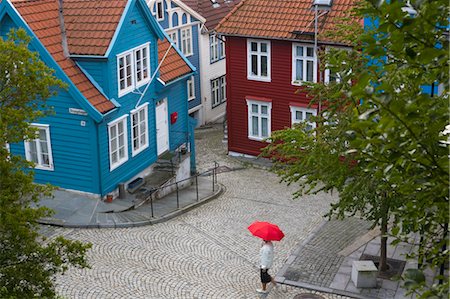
[293,294,326,299]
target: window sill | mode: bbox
[188,97,196,102]
[34,165,54,171]
[131,145,149,157]
[110,159,128,172]
[247,76,271,82]
[248,136,270,142]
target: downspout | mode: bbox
[314,4,322,114]
[135,42,174,109]
[57,0,69,57]
[95,124,104,197]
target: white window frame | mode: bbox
[210,34,225,63]
[211,76,226,108]
[117,43,150,97]
[290,106,317,130]
[130,103,149,157]
[24,124,54,171]
[187,76,195,101]
[247,39,271,82]
[246,99,272,141]
[108,115,129,171]
[292,43,317,85]
[156,0,164,21]
[180,27,193,56]
[168,31,178,48]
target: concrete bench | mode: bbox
[351,260,378,288]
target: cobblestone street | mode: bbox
[47,124,349,299]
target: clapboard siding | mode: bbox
[98,2,160,195]
[76,59,108,95]
[226,36,318,156]
[156,77,190,150]
[27,90,98,193]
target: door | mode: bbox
[156,99,169,155]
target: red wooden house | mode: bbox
[216,0,356,157]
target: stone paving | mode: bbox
[40,124,352,299]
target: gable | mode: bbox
[2,0,114,120]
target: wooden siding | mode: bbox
[1,14,100,193]
[98,1,161,195]
[226,36,316,156]
[11,89,99,193]
[156,78,190,150]
[76,59,108,95]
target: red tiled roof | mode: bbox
[63,0,127,55]
[182,0,242,31]
[216,0,358,44]
[12,0,115,113]
[158,39,193,83]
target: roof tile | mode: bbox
[12,0,115,113]
[158,39,193,83]
[216,0,357,44]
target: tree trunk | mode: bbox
[379,193,389,272]
[379,215,388,272]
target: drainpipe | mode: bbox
[135,43,173,109]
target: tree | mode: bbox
[262,0,448,297]
[0,29,91,298]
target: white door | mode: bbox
[156,99,169,155]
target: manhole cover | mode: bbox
[293,294,326,299]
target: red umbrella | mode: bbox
[248,221,285,241]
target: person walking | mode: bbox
[257,240,277,293]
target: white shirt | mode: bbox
[259,241,274,269]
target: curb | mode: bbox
[38,183,225,229]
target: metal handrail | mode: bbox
[146,162,220,218]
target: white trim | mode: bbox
[171,0,206,23]
[291,43,317,85]
[290,106,317,129]
[108,115,129,171]
[246,99,272,141]
[24,124,54,171]
[167,30,178,48]
[187,76,195,101]
[130,103,149,157]
[156,0,164,21]
[180,27,193,56]
[117,43,151,97]
[247,39,271,82]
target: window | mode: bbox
[210,34,225,63]
[117,43,150,97]
[324,68,341,84]
[187,76,195,101]
[156,0,164,20]
[168,31,178,48]
[247,39,271,81]
[292,44,317,85]
[131,104,149,156]
[108,116,128,171]
[247,99,272,140]
[211,76,226,108]
[24,124,54,170]
[290,106,317,130]
[180,28,192,56]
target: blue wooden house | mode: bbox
[147,0,205,125]
[0,0,196,198]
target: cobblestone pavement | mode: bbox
[44,124,351,299]
[281,218,372,287]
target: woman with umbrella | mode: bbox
[248,221,284,294]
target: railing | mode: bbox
[145,162,220,218]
